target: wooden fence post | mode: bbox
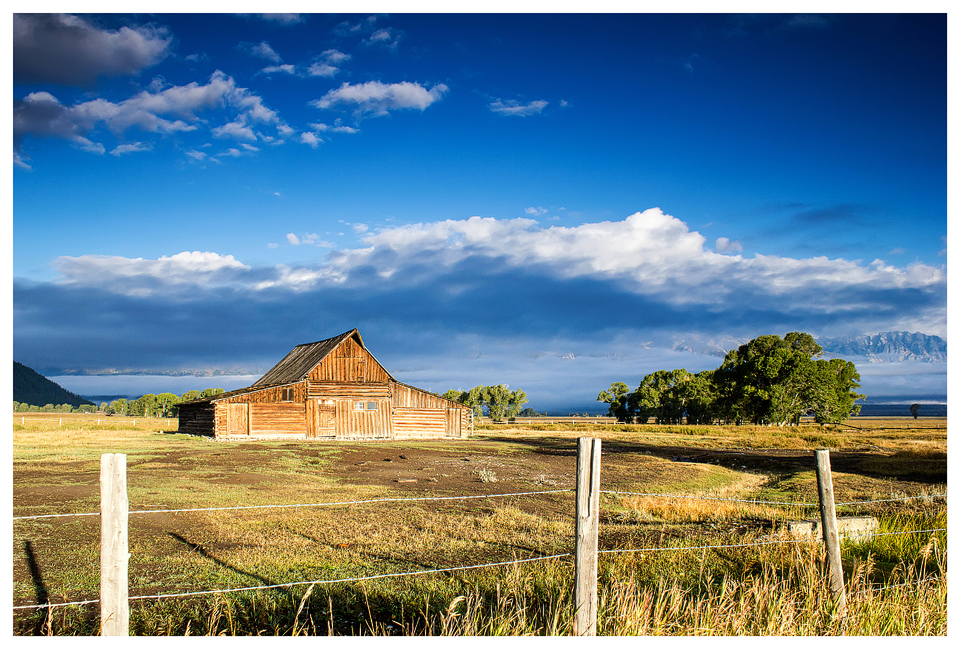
[100,453,129,636]
[574,437,601,636]
[814,449,847,615]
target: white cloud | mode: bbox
[261,64,296,75]
[715,237,743,254]
[364,27,402,50]
[525,207,547,215]
[110,142,152,156]
[213,119,257,142]
[14,14,171,86]
[312,81,449,117]
[53,251,249,294]
[308,120,359,135]
[300,132,320,148]
[51,210,945,338]
[307,50,352,78]
[489,99,549,116]
[15,71,289,157]
[254,14,304,25]
[242,41,282,63]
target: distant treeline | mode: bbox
[99,389,226,417]
[598,332,864,425]
[439,385,529,421]
[13,389,226,417]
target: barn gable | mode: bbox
[253,329,391,387]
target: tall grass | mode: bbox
[18,511,946,636]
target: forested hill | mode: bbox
[13,362,94,408]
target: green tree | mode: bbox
[483,385,513,421]
[808,358,863,424]
[179,390,201,403]
[458,386,486,420]
[109,398,128,416]
[156,393,179,417]
[715,333,825,425]
[78,404,97,413]
[597,381,634,422]
[439,389,464,402]
[910,403,921,419]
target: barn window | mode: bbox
[355,401,378,411]
[366,401,378,411]
[281,387,295,402]
[354,401,365,411]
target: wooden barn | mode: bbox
[177,329,473,441]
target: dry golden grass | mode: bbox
[13,416,947,635]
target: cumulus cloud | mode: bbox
[364,27,402,50]
[715,237,743,254]
[306,50,351,77]
[44,209,945,333]
[53,251,250,295]
[109,142,151,156]
[300,132,320,148]
[17,209,946,406]
[261,64,297,76]
[242,40,282,63]
[14,14,171,86]
[312,81,449,117]
[489,99,549,116]
[15,70,289,156]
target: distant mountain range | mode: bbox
[818,331,946,363]
[13,361,95,408]
[673,331,946,363]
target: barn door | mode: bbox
[446,408,461,437]
[225,403,249,436]
[306,399,336,438]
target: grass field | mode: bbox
[12,413,947,635]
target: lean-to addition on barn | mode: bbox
[178,329,473,441]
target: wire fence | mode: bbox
[13,483,947,613]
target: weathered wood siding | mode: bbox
[307,382,391,399]
[217,383,306,404]
[309,337,391,383]
[393,383,456,409]
[178,402,215,436]
[392,383,472,438]
[250,403,306,436]
[335,398,392,439]
[393,407,447,438]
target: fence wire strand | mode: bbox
[13,527,945,613]
[15,490,945,522]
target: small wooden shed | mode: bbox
[178,329,473,441]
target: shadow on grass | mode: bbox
[478,434,946,485]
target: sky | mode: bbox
[9,10,949,410]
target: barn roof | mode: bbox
[251,328,393,387]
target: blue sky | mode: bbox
[11,12,948,409]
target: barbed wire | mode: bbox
[15,489,946,523]
[13,552,574,611]
[601,490,819,507]
[12,489,574,522]
[15,527,946,613]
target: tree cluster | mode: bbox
[598,332,864,426]
[439,385,529,421]
[13,401,97,414]
[99,388,225,418]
